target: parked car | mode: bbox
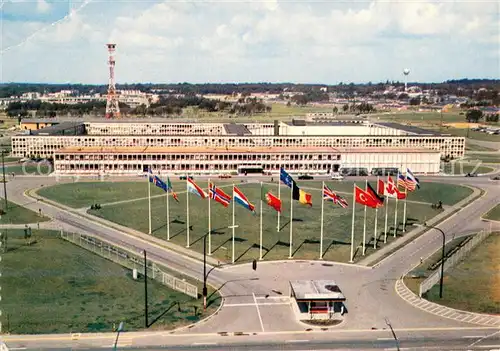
[465,172,477,177]
[331,173,344,181]
[179,175,194,180]
[218,174,231,179]
[298,175,314,180]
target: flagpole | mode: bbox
[288,181,294,259]
[166,182,170,240]
[320,180,324,260]
[373,176,379,249]
[186,177,190,248]
[148,167,152,235]
[277,178,281,232]
[259,181,263,260]
[394,193,399,238]
[384,175,389,244]
[362,179,367,256]
[349,183,356,263]
[208,178,211,255]
[402,185,408,232]
[232,183,235,264]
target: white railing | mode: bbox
[419,229,492,297]
[60,231,198,299]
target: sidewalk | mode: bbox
[27,188,221,266]
[357,186,482,267]
[0,221,59,229]
[395,279,500,327]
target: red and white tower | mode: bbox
[105,43,120,119]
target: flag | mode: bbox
[323,185,348,208]
[280,168,295,188]
[166,177,179,202]
[233,186,255,212]
[187,178,207,198]
[209,183,231,207]
[299,189,312,206]
[405,168,420,191]
[261,185,281,212]
[291,180,301,201]
[151,175,168,192]
[354,186,380,208]
[366,182,384,207]
[386,176,406,199]
[397,173,408,189]
[377,179,385,195]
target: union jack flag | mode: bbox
[323,185,348,208]
[209,183,231,207]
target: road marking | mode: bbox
[469,329,500,347]
[377,337,395,340]
[224,302,290,307]
[474,345,500,349]
[192,342,217,346]
[9,348,27,351]
[286,339,309,343]
[253,292,265,332]
[462,335,484,338]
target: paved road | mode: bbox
[2,327,500,350]
[1,174,500,349]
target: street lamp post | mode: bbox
[203,233,208,311]
[424,223,446,298]
[1,149,8,210]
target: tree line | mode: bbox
[1,79,498,101]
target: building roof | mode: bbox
[29,122,85,136]
[283,120,366,127]
[55,146,339,154]
[335,147,440,154]
[374,122,444,136]
[20,119,60,124]
[290,280,346,301]
[223,123,252,135]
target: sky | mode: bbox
[0,0,499,84]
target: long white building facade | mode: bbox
[11,119,464,175]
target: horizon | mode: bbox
[2,1,498,84]
[2,78,499,87]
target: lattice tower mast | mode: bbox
[105,43,120,119]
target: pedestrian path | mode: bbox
[0,220,58,229]
[395,279,500,327]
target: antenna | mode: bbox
[403,68,410,93]
[105,43,120,119]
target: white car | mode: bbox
[331,173,344,181]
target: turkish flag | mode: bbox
[354,186,380,208]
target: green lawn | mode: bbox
[2,163,53,176]
[425,233,500,314]
[38,179,473,209]
[484,204,500,221]
[376,111,464,124]
[1,229,220,334]
[465,142,497,152]
[441,162,494,175]
[440,127,500,142]
[0,198,50,224]
[464,153,500,164]
[37,180,473,263]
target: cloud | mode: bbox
[36,0,50,13]
[1,0,499,84]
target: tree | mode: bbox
[409,97,421,106]
[465,109,483,122]
[332,106,338,114]
[342,104,349,112]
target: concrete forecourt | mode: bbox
[1,172,499,350]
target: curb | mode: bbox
[218,259,371,271]
[395,278,500,327]
[169,297,226,334]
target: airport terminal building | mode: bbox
[11,119,464,176]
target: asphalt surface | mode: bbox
[1,172,499,350]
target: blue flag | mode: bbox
[150,174,168,192]
[280,168,295,188]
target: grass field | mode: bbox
[441,162,494,175]
[465,142,497,152]
[425,233,500,314]
[440,128,500,142]
[464,153,500,164]
[484,204,500,221]
[0,199,50,224]
[374,111,464,124]
[2,162,53,176]
[32,180,469,263]
[1,229,220,334]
